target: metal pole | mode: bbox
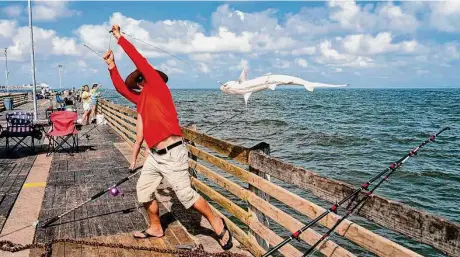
[28,0,38,120]
[58,64,62,90]
[4,48,9,94]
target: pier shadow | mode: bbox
[157,187,221,241]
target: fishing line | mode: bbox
[109,30,225,86]
[83,44,104,59]
[108,33,112,50]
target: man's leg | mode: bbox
[132,200,164,237]
[163,145,232,248]
[133,153,164,238]
[192,196,231,247]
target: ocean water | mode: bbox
[103,88,459,256]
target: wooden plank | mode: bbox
[248,219,302,257]
[64,242,83,257]
[247,194,356,257]
[189,160,248,200]
[187,145,249,182]
[191,177,251,225]
[248,142,270,250]
[209,205,266,257]
[190,172,353,256]
[182,127,250,165]
[191,155,413,256]
[100,105,136,132]
[249,151,460,256]
[100,104,137,127]
[248,171,422,257]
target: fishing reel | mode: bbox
[109,187,124,197]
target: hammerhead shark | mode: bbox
[220,69,348,105]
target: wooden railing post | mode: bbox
[185,124,198,180]
[248,142,270,250]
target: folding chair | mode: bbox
[46,111,79,156]
[0,112,38,153]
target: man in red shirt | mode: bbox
[103,25,232,250]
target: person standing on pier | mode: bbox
[103,25,233,250]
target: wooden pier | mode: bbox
[0,95,458,257]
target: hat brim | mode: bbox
[125,69,168,90]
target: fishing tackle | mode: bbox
[262,127,451,257]
[40,165,143,228]
[109,187,124,197]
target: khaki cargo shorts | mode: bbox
[136,143,200,209]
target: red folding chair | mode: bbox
[46,111,79,156]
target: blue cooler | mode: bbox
[3,97,13,110]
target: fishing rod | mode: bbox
[40,110,244,228]
[83,44,104,59]
[40,165,143,228]
[262,127,451,257]
[301,127,450,257]
[108,29,226,86]
[78,120,104,140]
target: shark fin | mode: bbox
[303,84,314,92]
[267,83,277,90]
[239,69,248,83]
[243,92,252,106]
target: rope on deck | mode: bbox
[0,238,248,257]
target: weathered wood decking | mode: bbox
[0,98,45,232]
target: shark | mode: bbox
[220,69,349,105]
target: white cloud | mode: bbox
[273,58,291,69]
[339,32,422,55]
[33,1,81,22]
[0,20,17,38]
[292,46,316,56]
[428,1,460,33]
[2,5,23,18]
[189,53,214,62]
[295,58,308,68]
[328,0,419,34]
[230,59,249,71]
[316,40,375,68]
[2,24,81,61]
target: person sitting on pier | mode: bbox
[103,25,233,250]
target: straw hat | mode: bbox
[125,69,168,89]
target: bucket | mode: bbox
[3,97,13,110]
[96,114,105,125]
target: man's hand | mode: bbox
[103,50,115,69]
[111,25,122,40]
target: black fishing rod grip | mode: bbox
[41,216,60,228]
[91,190,106,200]
[114,177,130,187]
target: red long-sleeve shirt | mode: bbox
[108,36,183,149]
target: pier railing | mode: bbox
[0,93,29,111]
[98,98,459,257]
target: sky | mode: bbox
[0,0,459,89]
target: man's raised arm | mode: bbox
[104,50,140,104]
[111,25,166,88]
